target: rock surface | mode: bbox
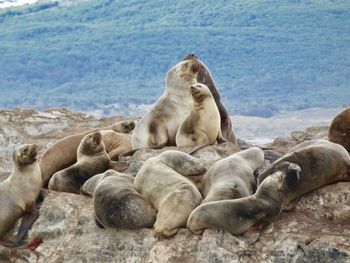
[0,108,349,263]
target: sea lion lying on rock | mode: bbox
[258,139,350,207]
[201,147,264,203]
[328,107,350,153]
[40,119,135,186]
[134,151,206,237]
[187,164,299,236]
[48,131,113,194]
[93,170,156,229]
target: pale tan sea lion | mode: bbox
[201,147,264,203]
[48,131,112,194]
[175,83,224,151]
[328,107,350,153]
[0,144,42,247]
[187,165,299,235]
[258,139,350,207]
[93,170,156,229]
[131,57,201,150]
[183,54,237,144]
[40,119,134,186]
[134,151,206,237]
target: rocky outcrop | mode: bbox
[0,108,349,263]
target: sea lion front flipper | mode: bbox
[157,151,207,176]
[109,160,129,172]
[258,152,299,184]
[216,129,227,144]
[188,143,209,155]
[14,203,39,245]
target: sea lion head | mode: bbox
[112,119,135,134]
[166,57,201,87]
[190,83,212,103]
[13,144,38,167]
[80,131,104,155]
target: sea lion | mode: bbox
[175,83,224,151]
[48,131,112,194]
[134,151,206,237]
[183,54,237,144]
[131,57,201,150]
[187,165,299,235]
[329,107,350,153]
[93,170,156,229]
[201,147,264,203]
[0,144,42,247]
[258,139,350,206]
[40,119,134,186]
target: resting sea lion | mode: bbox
[187,165,299,235]
[258,139,350,207]
[0,144,41,247]
[131,57,201,150]
[201,147,264,203]
[328,107,350,153]
[48,131,112,194]
[183,54,236,144]
[40,119,134,186]
[134,151,206,237]
[175,83,224,151]
[93,170,156,229]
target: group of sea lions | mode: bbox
[0,54,350,247]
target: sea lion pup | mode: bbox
[93,170,156,229]
[183,53,237,144]
[329,107,350,153]
[134,151,206,237]
[187,165,299,236]
[131,57,201,150]
[175,83,224,152]
[48,131,111,194]
[201,147,264,203]
[40,119,134,187]
[258,139,350,207]
[0,144,42,247]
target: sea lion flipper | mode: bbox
[109,161,129,172]
[158,151,207,176]
[258,152,298,184]
[216,129,227,144]
[13,203,39,246]
[188,143,209,155]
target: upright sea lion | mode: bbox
[131,57,201,150]
[187,165,299,236]
[258,139,350,207]
[0,144,42,247]
[134,151,206,237]
[175,83,224,151]
[183,54,237,144]
[48,131,112,194]
[201,147,264,203]
[328,107,350,153]
[40,119,134,186]
[93,170,156,229]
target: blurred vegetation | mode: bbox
[0,0,349,117]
